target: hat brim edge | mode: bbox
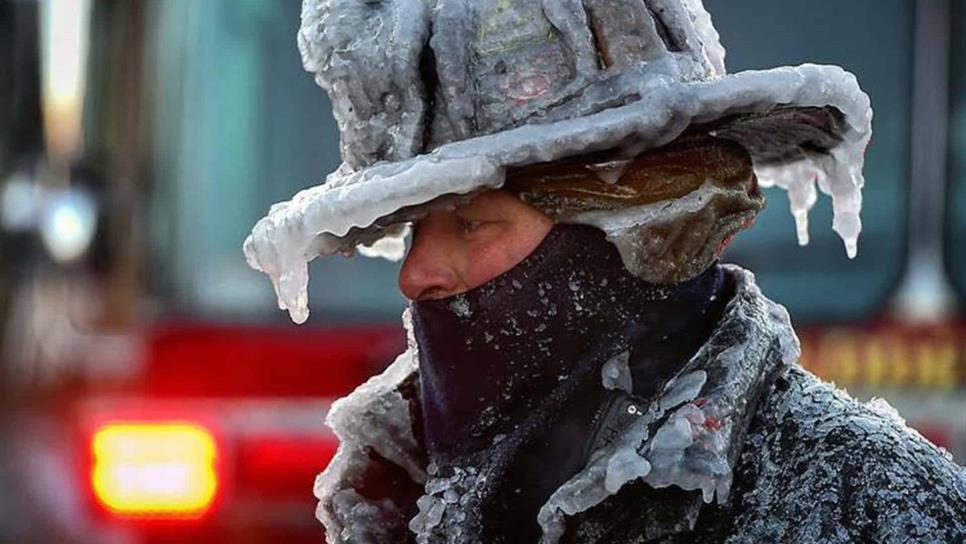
[245,63,871,322]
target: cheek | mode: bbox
[461,224,549,288]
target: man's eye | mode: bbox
[458,218,484,235]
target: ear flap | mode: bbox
[298,0,432,169]
[504,135,765,284]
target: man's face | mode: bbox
[399,190,554,301]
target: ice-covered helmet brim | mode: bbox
[244,63,871,323]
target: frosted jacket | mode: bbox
[314,266,966,543]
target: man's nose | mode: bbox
[398,228,462,301]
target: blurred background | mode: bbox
[0,0,963,542]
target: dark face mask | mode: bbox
[409,224,728,542]
[411,224,726,459]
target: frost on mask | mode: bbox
[601,350,633,393]
[244,63,871,323]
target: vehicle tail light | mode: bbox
[90,422,219,519]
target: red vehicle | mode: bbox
[69,323,404,542]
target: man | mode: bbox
[244,1,965,542]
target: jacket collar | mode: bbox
[314,265,799,543]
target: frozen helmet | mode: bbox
[244,0,872,323]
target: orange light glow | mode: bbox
[91,423,218,518]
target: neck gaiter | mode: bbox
[410,224,728,542]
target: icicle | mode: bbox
[756,162,818,246]
[586,159,631,184]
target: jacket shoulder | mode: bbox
[728,365,966,543]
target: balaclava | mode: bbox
[410,223,729,542]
